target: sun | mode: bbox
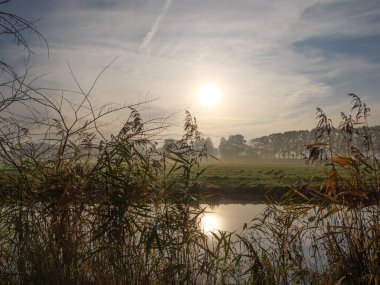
[197,84,222,107]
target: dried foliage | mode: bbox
[0,68,214,283]
[304,94,379,206]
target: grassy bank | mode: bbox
[197,159,326,202]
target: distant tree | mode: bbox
[219,134,247,159]
[247,124,380,160]
[162,138,177,151]
[248,130,314,159]
[204,137,217,156]
[193,137,217,156]
[248,135,271,158]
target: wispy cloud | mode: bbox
[3,0,380,139]
[139,0,172,52]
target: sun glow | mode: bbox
[201,213,219,233]
[197,84,222,107]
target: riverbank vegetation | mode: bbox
[0,5,379,284]
[1,80,378,284]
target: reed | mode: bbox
[0,56,378,283]
[238,94,379,284]
[2,4,379,283]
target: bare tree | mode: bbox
[0,0,48,112]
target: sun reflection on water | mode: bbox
[200,204,267,235]
[201,212,220,233]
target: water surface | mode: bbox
[201,203,266,233]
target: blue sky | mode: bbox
[2,0,380,142]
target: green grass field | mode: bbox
[198,158,326,191]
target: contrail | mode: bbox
[139,0,172,51]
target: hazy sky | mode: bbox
[3,0,380,143]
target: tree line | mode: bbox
[222,126,380,159]
[163,126,380,160]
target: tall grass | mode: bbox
[0,67,378,285]
[0,68,259,284]
[239,94,379,284]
